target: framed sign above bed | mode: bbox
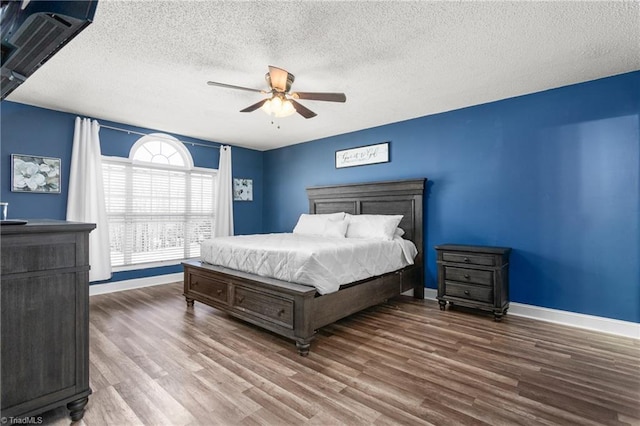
[335,142,389,168]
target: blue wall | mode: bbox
[264,71,640,323]
[2,72,638,323]
[1,102,264,282]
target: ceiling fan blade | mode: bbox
[207,81,265,94]
[268,66,291,92]
[291,92,346,102]
[240,99,268,112]
[290,99,317,119]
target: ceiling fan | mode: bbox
[207,66,346,119]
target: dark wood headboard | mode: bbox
[306,179,426,266]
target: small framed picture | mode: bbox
[11,154,61,193]
[233,178,253,201]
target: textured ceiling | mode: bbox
[6,1,640,151]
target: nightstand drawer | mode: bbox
[442,252,495,266]
[444,266,493,286]
[445,282,493,304]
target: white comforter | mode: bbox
[200,233,418,295]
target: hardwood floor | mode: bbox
[41,282,639,426]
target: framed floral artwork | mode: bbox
[11,154,61,193]
[233,178,253,201]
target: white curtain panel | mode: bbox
[214,145,234,237]
[67,117,112,281]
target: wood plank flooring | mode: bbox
[41,282,639,425]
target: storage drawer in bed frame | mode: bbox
[233,286,294,328]
[185,271,230,306]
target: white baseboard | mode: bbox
[90,277,639,340]
[89,273,182,296]
[423,288,639,340]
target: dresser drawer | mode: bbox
[444,266,493,286]
[187,272,229,305]
[233,286,294,329]
[442,252,495,266]
[444,282,493,304]
[1,234,80,275]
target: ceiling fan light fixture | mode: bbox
[275,99,295,118]
[261,98,273,115]
[261,96,295,118]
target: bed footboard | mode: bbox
[183,260,415,355]
[183,260,318,355]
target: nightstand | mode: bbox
[435,244,511,321]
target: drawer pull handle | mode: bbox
[464,274,470,279]
[464,290,470,295]
[216,289,223,295]
[237,296,245,303]
[463,257,470,263]
[278,308,285,316]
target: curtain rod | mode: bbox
[99,124,222,150]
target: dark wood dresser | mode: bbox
[435,244,511,321]
[1,220,95,421]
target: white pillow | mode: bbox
[394,227,405,238]
[345,214,403,241]
[293,213,346,236]
[323,219,348,238]
[319,212,346,221]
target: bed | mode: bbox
[182,178,426,355]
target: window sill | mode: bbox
[112,258,199,272]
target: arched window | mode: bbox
[102,134,216,269]
[130,134,193,168]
